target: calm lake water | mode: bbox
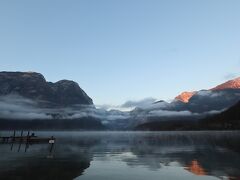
[0,131,240,180]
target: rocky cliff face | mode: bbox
[211,77,240,91]
[175,77,240,103]
[175,91,196,103]
[0,71,93,106]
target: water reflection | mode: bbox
[185,160,206,176]
[0,131,239,180]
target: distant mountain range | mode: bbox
[129,77,240,130]
[136,100,240,130]
[0,71,240,130]
[0,72,100,130]
[175,77,240,103]
[135,78,240,131]
[0,71,93,107]
[154,77,240,114]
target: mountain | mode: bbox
[182,89,240,113]
[0,71,93,106]
[0,71,103,130]
[211,77,240,91]
[199,101,240,129]
[171,77,240,113]
[175,91,196,103]
[1,71,240,131]
[175,77,240,103]
[132,77,240,130]
[135,101,240,131]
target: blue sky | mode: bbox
[0,0,240,105]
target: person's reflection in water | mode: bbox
[47,136,55,159]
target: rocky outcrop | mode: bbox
[0,71,93,106]
[175,77,240,103]
[50,80,93,105]
[211,77,240,91]
[175,91,196,103]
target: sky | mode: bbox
[0,0,240,106]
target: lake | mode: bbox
[0,131,240,180]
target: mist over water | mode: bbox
[0,131,240,180]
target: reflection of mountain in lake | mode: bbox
[0,136,95,180]
[122,132,240,179]
[0,132,240,180]
[185,160,206,176]
[0,155,90,180]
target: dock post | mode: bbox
[25,131,30,152]
[49,136,55,153]
[18,130,24,152]
[10,130,16,151]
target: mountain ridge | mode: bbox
[175,77,240,103]
[0,71,93,107]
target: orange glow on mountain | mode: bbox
[175,77,240,103]
[185,160,206,176]
[175,91,196,103]
[211,77,240,91]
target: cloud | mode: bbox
[65,107,130,121]
[147,109,223,117]
[0,95,52,119]
[196,90,223,98]
[96,104,133,112]
[96,97,158,112]
[0,93,226,125]
[148,110,196,117]
[121,98,157,109]
[202,109,224,115]
[0,94,130,121]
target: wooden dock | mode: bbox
[0,130,55,144]
[0,130,56,152]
